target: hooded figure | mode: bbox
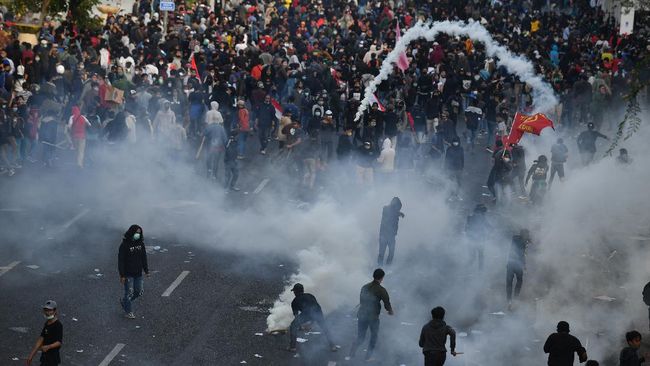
[419,307,457,365]
[378,197,405,266]
[376,138,395,173]
[118,224,149,318]
[205,101,224,125]
[543,321,588,366]
[153,100,177,137]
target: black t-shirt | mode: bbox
[40,320,63,365]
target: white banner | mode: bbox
[619,7,635,35]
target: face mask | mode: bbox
[452,142,459,146]
[12,108,17,112]
[35,57,40,62]
[503,158,510,163]
[133,233,141,241]
[44,314,55,320]
[290,128,296,136]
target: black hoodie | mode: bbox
[419,319,456,353]
[379,197,403,237]
[118,225,149,277]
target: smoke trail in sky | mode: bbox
[354,20,558,121]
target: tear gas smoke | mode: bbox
[354,20,558,121]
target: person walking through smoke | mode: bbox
[549,138,568,187]
[349,268,394,362]
[419,306,457,366]
[26,300,63,366]
[506,229,531,309]
[287,283,337,353]
[466,204,490,271]
[577,123,607,166]
[377,197,405,266]
[543,321,588,366]
[118,225,150,319]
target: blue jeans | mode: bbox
[238,132,248,157]
[350,317,380,358]
[121,276,143,313]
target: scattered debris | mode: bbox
[240,361,247,364]
[296,338,308,343]
[153,246,161,250]
[135,326,141,329]
[94,269,100,272]
[26,265,40,269]
[254,354,263,358]
[400,321,414,326]
[490,311,505,316]
[12,357,19,361]
[72,318,78,322]
[305,331,321,335]
[76,350,84,353]
[278,264,284,267]
[254,333,264,336]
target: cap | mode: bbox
[43,300,57,310]
[325,110,333,116]
[291,283,304,293]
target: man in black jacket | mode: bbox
[118,224,149,319]
[349,269,394,361]
[506,229,530,309]
[377,197,405,266]
[419,307,457,366]
[543,321,588,366]
[444,136,464,200]
[287,283,337,353]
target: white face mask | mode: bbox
[44,314,55,320]
[289,128,296,136]
[133,233,141,241]
[452,142,459,146]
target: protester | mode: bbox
[506,229,531,309]
[27,300,63,366]
[549,138,568,187]
[577,123,608,166]
[620,330,650,366]
[466,203,489,271]
[377,197,405,266]
[543,321,588,366]
[419,306,457,366]
[349,268,393,362]
[118,224,150,319]
[287,283,337,353]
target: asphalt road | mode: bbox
[0,127,564,366]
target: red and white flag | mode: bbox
[395,21,409,71]
[369,93,386,112]
[270,97,283,120]
[190,53,201,80]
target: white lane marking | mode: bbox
[0,261,21,277]
[253,178,270,194]
[327,362,336,366]
[161,271,190,297]
[98,343,125,366]
[62,208,90,229]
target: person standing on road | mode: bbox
[287,283,337,353]
[419,306,457,366]
[67,106,91,168]
[377,197,405,266]
[349,268,394,362]
[118,224,149,319]
[444,136,464,200]
[577,123,607,166]
[506,229,531,309]
[543,321,588,366]
[549,138,568,187]
[224,129,241,192]
[27,300,63,366]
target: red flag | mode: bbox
[270,97,283,120]
[395,21,409,71]
[190,53,201,80]
[504,112,554,146]
[406,112,415,131]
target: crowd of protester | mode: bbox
[0,0,647,181]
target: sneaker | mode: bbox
[125,312,136,319]
[236,155,244,160]
[230,187,241,192]
[12,163,22,169]
[7,169,15,177]
[260,149,266,155]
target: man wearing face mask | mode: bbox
[27,300,62,366]
[118,225,149,319]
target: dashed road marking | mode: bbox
[253,178,270,194]
[98,343,125,366]
[0,261,21,277]
[62,208,90,229]
[162,271,190,297]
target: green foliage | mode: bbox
[11,0,102,30]
[605,53,650,155]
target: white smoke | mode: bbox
[354,20,558,121]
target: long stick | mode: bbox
[195,136,205,160]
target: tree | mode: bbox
[12,0,101,29]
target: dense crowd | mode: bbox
[0,0,647,183]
